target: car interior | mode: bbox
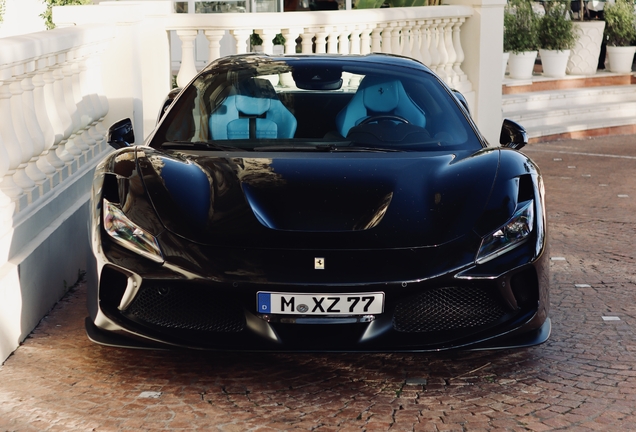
[160,66,474,150]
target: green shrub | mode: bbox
[604,0,636,47]
[41,0,92,30]
[504,0,540,53]
[538,1,577,51]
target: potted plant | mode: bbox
[538,1,578,77]
[603,0,636,73]
[504,0,540,79]
[567,0,606,75]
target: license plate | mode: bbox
[257,292,384,315]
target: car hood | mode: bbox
[137,148,501,249]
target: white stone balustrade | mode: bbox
[167,6,473,95]
[0,25,112,217]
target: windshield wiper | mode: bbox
[162,141,242,151]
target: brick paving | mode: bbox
[1,135,636,431]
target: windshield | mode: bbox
[152,55,483,152]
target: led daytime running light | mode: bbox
[103,199,164,263]
[476,200,534,264]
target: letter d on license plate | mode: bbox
[257,292,384,315]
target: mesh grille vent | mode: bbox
[393,287,505,333]
[125,284,245,333]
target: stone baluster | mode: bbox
[61,62,88,169]
[382,23,394,54]
[349,26,363,55]
[410,21,424,63]
[371,24,383,53]
[0,133,13,235]
[443,19,457,84]
[300,29,315,54]
[256,29,280,55]
[428,20,441,75]
[419,20,432,67]
[71,59,97,163]
[32,63,63,189]
[435,19,449,83]
[360,25,373,55]
[175,30,198,87]
[51,61,76,169]
[0,76,34,207]
[452,18,470,90]
[41,65,67,184]
[85,41,109,139]
[9,68,47,198]
[79,56,104,153]
[204,30,225,64]
[329,26,344,54]
[229,29,251,55]
[338,26,356,54]
[314,27,330,54]
[22,63,56,193]
[392,22,404,56]
[401,22,414,59]
[282,28,303,54]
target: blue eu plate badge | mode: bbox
[258,292,271,313]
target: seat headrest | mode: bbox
[234,78,277,116]
[361,78,401,113]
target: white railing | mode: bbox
[167,6,473,94]
[0,25,112,220]
[0,23,114,363]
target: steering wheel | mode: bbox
[359,115,410,125]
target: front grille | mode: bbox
[124,284,245,333]
[393,287,506,333]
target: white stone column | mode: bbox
[446,0,505,144]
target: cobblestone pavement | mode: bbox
[2,135,636,431]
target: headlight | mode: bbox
[102,198,164,263]
[476,200,534,264]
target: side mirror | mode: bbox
[452,90,470,115]
[107,118,135,150]
[499,118,528,150]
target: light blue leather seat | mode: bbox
[209,78,297,140]
[335,77,426,137]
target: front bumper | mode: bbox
[87,239,550,352]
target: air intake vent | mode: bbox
[393,287,506,333]
[125,284,245,333]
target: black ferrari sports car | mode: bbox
[87,53,550,351]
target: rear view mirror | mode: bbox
[500,118,528,150]
[107,118,135,150]
[292,68,343,90]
